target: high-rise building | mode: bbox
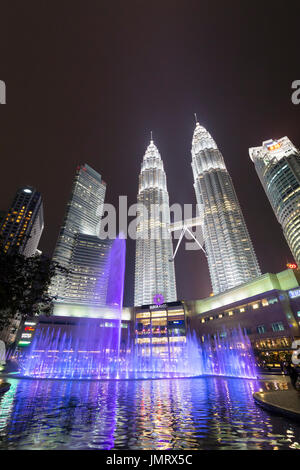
[50,164,111,307]
[249,137,300,265]
[134,139,177,306]
[66,233,112,305]
[0,187,44,257]
[191,122,261,294]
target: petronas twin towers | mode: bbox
[134,122,261,306]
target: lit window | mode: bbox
[271,322,284,332]
[240,308,245,313]
[257,325,266,334]
[228,311,233,316]
[253,303,259,309]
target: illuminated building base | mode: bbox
[9,312,257,380]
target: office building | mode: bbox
[249,137,300,265]
[134,138,177,306]
[191,122,261,294]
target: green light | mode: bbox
[18,341,30,346]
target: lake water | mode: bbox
[0,375,299,450]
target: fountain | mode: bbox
[5,236,257,381]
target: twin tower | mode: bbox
[134,122,261,306]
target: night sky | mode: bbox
[0,1,299,306]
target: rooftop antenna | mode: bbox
[150,130,153,142]
[194,113,198,124]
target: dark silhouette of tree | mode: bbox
[0,237,68,331]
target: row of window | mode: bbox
[256,322,285,334]
[200,297,279,323]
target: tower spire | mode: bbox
[194,113,198,125]
[150,130,153,143]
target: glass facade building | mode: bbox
[135,301,186,359]
[134,139,177,306]
[249,137,300,265]
[50,164,111,307]
[0,186,44,257]
[191,122,261,294]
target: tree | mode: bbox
[0,243,68,332]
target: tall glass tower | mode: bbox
[0,186,44,257]
[134,139,177,306]
[50,164,111,307]
[249,137,300,265]
[191,122,261,294]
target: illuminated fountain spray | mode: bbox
[105,234,126,361]
[13,236,257,380]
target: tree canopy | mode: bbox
[0,243,67,331]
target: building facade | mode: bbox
[191,122,261,294]
[186,268,300,368]
[50,164,111,310]
[0,186,44,257]
[134,301,186,359]
[134,139,177,306]
[249,137,300,265]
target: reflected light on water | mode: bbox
[0,376,299,450]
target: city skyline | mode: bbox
[0,1,299,306]
[1,125,299,307]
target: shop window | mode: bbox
[136,312,150,319]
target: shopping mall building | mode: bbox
[16,268,300,369]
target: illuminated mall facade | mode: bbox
[17,267,300,368]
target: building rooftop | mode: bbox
[188,269,300,314]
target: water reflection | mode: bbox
[0,376,299,450]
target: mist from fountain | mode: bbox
[9,236,257,381]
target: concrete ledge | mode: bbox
[254,390,300,422]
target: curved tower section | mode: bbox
[134,139,177,306]
[249,137,300,265]
[191,122,261,294]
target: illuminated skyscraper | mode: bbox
[0,186,44,257]
[191,122,260,294]
[134,139,177,306]
[249,137,300,265]
[50,164,111,307]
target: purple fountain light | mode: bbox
[11,235,257,381]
